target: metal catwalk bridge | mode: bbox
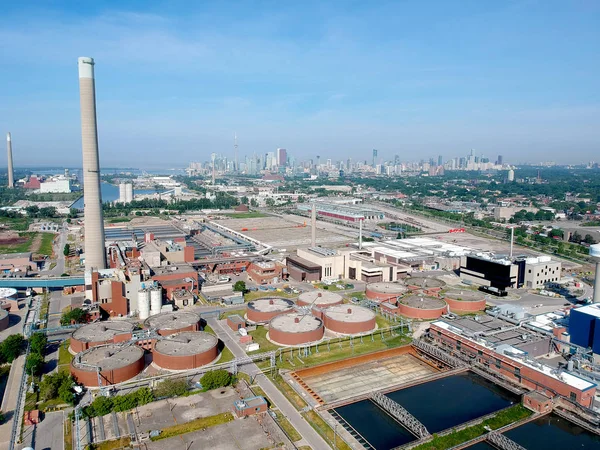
[371,391,431,439]
[487,431,527,450]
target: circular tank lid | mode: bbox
[270,312,323,333]
[298,290,343,306]
[74,344,144,371]
[71,321,134,342]
[0,287,18,298]
[248,297,294,312]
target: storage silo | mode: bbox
[138,289,151,320]
[150,287,162,316]
[118,183,127,203]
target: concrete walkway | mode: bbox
[208,317,330,450]
[0,354,26,450]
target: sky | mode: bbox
[0,0,599,168]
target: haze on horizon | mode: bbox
[0,0,599,168]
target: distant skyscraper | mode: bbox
[276,148,287,167]
[6,133,14,188]
[497,155,503,165]
[372,149,378,167]
[437,155,443,167]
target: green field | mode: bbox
[38,232,55,256]
[221,211,268,218]
[244,290,297,301]
[106,217,132,223]
[248,326,281,353]
[0,217,31,231]
[0,232,35,253]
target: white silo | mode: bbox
[125,183,133,203]
[118,183,127,203]
[507,169,515,182]
[138,289,150,320]
[150,287,163,316]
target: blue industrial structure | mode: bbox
[569,305,600,354]
[0,277,84,289]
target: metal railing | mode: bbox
[487,431,526,450]
[371,391,430,439]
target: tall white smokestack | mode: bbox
[311,203,317,247]
[6,133,14,188]
[359,218,363,250]
[78,57,107,270]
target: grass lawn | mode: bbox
[244,290,297,302]
[219,308,246,319]
[248,326,281,353]
[268,331,411,370]
[38,397,68,411]
[221,211,268,218]
[150,412,234,441]
[0,232,35,253]
[38,232,55,256]
[0,217,31,231]
[64,417,72,450]
[218,345,235,364]
[58,339,72,367]
[269,373,307,410]
[94,437,131,450]
[106,217,132,223]
[412,405,532,450]
[274,410,302,442]
[375,314,394,328]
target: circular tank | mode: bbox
[0,309,9,331]
[0,288,18,301]
[153,331,219,370]
[70,344,145,387]
[444,289,486,313]
[323,304,376,335]
[589,243,600,258]
[144,311,201,336]
[70,321,135,354]
[150,288,162,316]
[297,290,343,308]
[246,297,295,324]
[138,289,150,320]
[405,276,446,290]
[269,312,324,346]
[365,282,408,302]
[397,295,448,320]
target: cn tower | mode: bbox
[78,57,107,270]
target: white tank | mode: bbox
[138,289,150,320]
[125,183,133,203]
[150,288,162,316]
[118,183,127,203]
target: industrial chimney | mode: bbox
[78,57,107,270]
[6,133,14,188]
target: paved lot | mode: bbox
[144,417,272,450]
[22,411,64,450]
[300,353,436,403]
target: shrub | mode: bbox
[154,379,189,398]
[135,387,155,406]
[200,369,232,391]
[0,334,25,363]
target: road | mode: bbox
[208,317,330,450]
[0,355,26,450]
[22,410,65,450]
[47,224,68,277]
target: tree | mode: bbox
[250,198,258,208]
[0,334,25,363]
[571,231,582,243]
[60,308,87,326]
[200,369,232,391]
[135,387,155,406]
[154,379,189,398]
[89,396,113,417]
[584,234,597,245]
[40,371,70,401]
[25,353,44,376]
[233,281,246,293]
[240,196,249,205]
[29,333,47,356]
[63,243,70,257]
[58,381,76,405]
[265,198,275,207]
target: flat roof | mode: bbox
[144,311,200,331]
[75,344,143,371]
[401,295,446,309]
[0,252,32,260]
[270,313,323,333]
[72,321,134,342]
[298,290,343,306]
[324,304,375,323]
[154,331,218,356]
[248,297,294,312]
[573,304,600,319]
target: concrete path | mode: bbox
[0,355,26,450]
[208,317,330,450]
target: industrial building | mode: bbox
[443,289,487,313]
[569,304,600,354]
[246,260,287,285]
[0,309,9,331]
[430,317,597,409]
[246,298,295,324]
[152,331,219,370]
[322,305,376,335]
[269,313,325,346]
[365,282,408,302]
[70,344,145,386]
[144,311,201,336]
[69,321,134,353]
[39,176,73,193]
[297,290,343,308]
[523,257,562,288]
[0,253,37,275]
[297,202,384,222]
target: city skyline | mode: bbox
[1,1,599,167]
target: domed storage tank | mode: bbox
[70,344,145,387]
[0,288,18,302]
[0,309,9,331]
[269,313,324,346]
[366,282,408,302]
[150,287,162,316]
[153,331,219,370]
[397,295,448,320]
[144,311,201,336]
[444,289,486,312]
[138,289,151,320]
[323,305,376,335]
[297,290,343,308]
[69,321,135,354]
[246,297,295,324]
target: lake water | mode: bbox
[71,183,161,209]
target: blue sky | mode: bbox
[1,0,599,168]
